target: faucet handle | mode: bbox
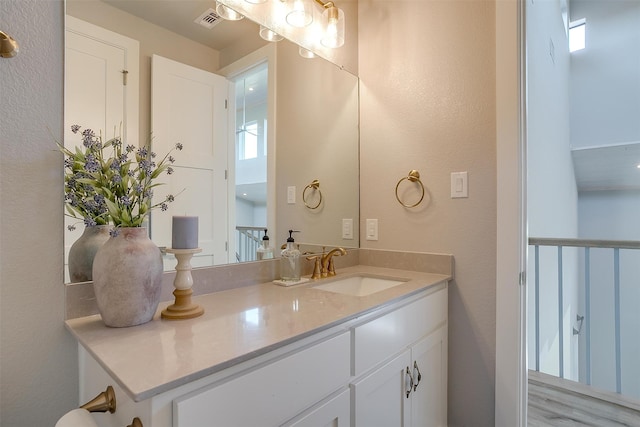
[306,255,322,279]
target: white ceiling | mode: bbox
[101,0,260,51]
[572,142,640,191]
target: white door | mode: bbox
[410,326,448,427]
[353,350,411,427]
[64,16,139,281]
[151,55,229,267]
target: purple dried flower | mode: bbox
[167,167,174,175]
[84,217,97,227]
[71,124,81,134]
[109,229,120,238]
[175,143,183,151]
[161,203,168,211]
[137,147,149,158]
[84,154,99,173]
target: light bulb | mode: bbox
[321,5,344,48]
[299,46,316,58]
[216,2,244,20]
[260,25,284,42]
[286,0,313,27]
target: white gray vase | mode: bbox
[68,225,110,282]
[92,227,163,327]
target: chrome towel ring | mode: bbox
[395,170,425,208]
[303,179,322,209]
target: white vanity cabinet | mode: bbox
[77,283,447,427]
[352,288,448,427]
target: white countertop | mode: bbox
[65,265,450,402]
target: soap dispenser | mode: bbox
[257,229,274,260]
[280,230,301,281]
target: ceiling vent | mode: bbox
[194,8,223,29]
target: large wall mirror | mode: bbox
[64,0,359,283]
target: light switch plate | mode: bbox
[451,172,468,198]
[366,219,378,241]
[287,186,296,204]
[342,219,353,239]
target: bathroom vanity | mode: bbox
[66,265,449,427]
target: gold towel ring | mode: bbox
[303,179,322,209]
[395,170,425,208]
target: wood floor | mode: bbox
[528,371,640,426]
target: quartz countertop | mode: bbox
[65,265,450,402]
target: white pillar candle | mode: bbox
[172,216,198,249]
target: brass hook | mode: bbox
[80,385,116,413]
[0,30,19,58]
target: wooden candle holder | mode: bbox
[161,248,204,320]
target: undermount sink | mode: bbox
[312,275,409,297]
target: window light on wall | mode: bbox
[569,18,586,52]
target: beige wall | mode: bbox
[275,41,360,247]
[358,1,497,425]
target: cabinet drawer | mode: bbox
[174,332,350,427]
[354,288,447,376]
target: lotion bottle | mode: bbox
[257,229,274,260]
[280,230,301,281]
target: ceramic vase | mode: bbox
[92,227,163,327]
[68,225,110,282]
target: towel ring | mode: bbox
[395,170,425,208]
[303,179,322,209]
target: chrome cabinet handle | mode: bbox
[405,366,414,398]
[413,361,422,391]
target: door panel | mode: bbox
[151,55,229,267]
[64,16,139,281]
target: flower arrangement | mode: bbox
[60,125,182,233]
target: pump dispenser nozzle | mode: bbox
[257,229,274,260]
[281,230,301,281]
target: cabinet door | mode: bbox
[352,350,411,427]
[411,326,448,427]
[283,389,350,427]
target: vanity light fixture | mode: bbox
[286,0,314,28]
[216,1,245,20]
[315,0,344,48]
[217,0,346,50]
[260,25,284,42]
